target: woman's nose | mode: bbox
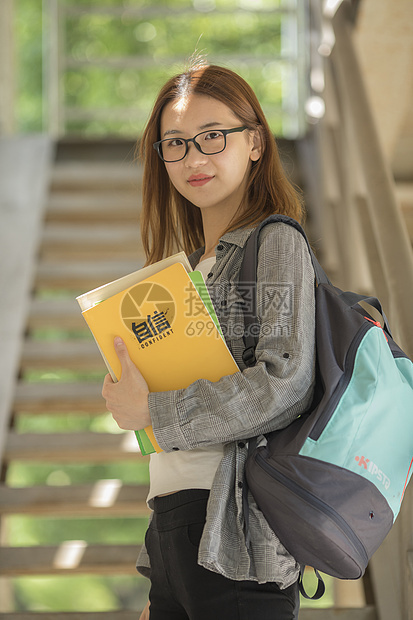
[184,141,209,167]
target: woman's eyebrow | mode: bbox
[199,121,224,130]
[163,122,224,138]
[162,129,183,137]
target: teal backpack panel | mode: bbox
[299,326,413,518]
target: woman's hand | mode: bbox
[139,600,150,620]
[102,337,151,431]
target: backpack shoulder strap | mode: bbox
[239,214,327,367]
[241,214,329,286]
[239,214,392,366]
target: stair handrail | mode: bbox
[0,136,54,465]
[318,1,413,358]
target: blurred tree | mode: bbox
[15,0,306,137]
[14,0,44,132]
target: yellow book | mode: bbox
[77,256,239,455]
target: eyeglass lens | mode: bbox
[160,130,225,162]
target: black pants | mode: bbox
[145,489,299,619]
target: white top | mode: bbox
[147,256,225,502]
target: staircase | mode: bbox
[0,138,151,617]
[0,136,386,620]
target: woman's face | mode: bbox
[160,94,261,220]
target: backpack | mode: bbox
[240,214,413,595]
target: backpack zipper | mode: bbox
[364,317,388,342]
[255,452,369,567]
[309,321,372,441]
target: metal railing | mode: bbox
[306,2,413,618]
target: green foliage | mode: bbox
[64,11,282,59]
[14,0,304,137]
[7,514,147,546]
[8,455,149,487]
[300,571,335,609]
[12,575,149,612]
[14,0,44,132]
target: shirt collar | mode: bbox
[219,226,256,248]
[189,225,256,268]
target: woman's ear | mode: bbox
[249,127,263,162]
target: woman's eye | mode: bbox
[205,131,223,141]
[166,138,184,148]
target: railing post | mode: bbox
[0,0,15,135]
[43,0,63,136]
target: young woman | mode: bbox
[102,63,316,620]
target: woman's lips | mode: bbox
[187,174,214,187]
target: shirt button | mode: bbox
[172,447,179,451]
[238,481,243,489]
[217,244,224,251]
[238,441,245,449]
[207,272,213,279]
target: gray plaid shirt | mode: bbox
[137,221,315,587]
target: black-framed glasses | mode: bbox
[153,126,248,163]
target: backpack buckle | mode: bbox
[242,347,256,367]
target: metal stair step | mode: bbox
[395,182,413,207]
[0,483,149,517]
[21,339,104,371]
[43,223,140,244]
[395,182,413,242]
[0,607,378,619]
[0,605,378,619]
[0,614,377,620]
[13,382,107,413]
[50,161,141,192]
[299,609,377,619]
[4,431,145,462]
[28,298,86,330]
[0,613,141,620]
[0,544,141,576]
[46,193,140,222]
[41,223,142,260]
[35,259,144,290]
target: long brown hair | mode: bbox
[139,63,304,264]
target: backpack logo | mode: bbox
[355,456,390,490]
